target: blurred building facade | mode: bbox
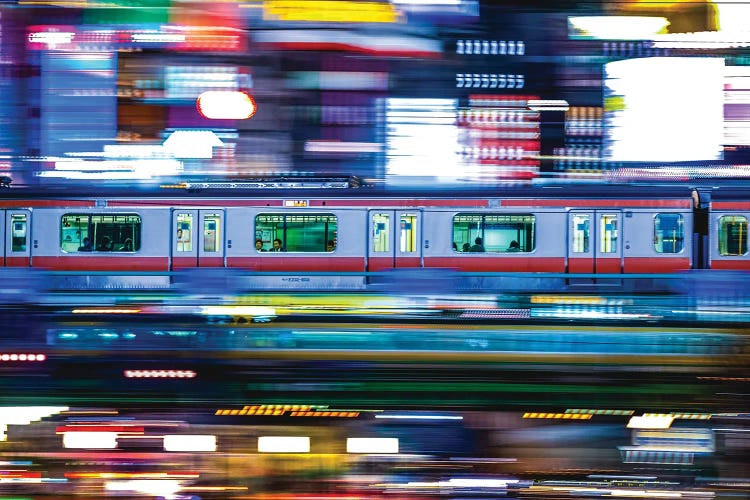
[0,0,747,185]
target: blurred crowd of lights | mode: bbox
[522,412,593,420]
[215,405,360,417]
[0,353,46,362]
[123,370,196,378]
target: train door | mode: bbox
[567,210,622,274]
[171,209,225,269]
[4,210,31,267]
[199,210,225,267]
[367,210,422,271]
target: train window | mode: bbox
[654,213,684,254]
[372,213,390,252]
[452,214,535,253]
[255,213,337,252]
[176,213,193,252]
[203,213,220,253]
[61,214,141,252]
[571,214,590,253]
[400,214,417,253]
[599,214,618,253]
[10,214,27,252]
[719,215,748,256]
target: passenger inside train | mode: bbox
[77,237,92,252]
[255,238,265,251]
[271,238,283,252]
[507,240,520,252]
[469,237,485,252]
[96,236,112,252]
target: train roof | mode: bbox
[1,179,750,202]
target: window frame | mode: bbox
[718,214,748,257]
[451,212,536,254]
[254,212,338,253]
[60,213,142,253]
[653,212,685,254]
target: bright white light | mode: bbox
[162,130,224,159]
[652,31,750,49]
[627,415,674,430]
[604,57,724,162]
[0,407,69,426]
[448,478,519,487]
[305,141,383,153]
[568,16,669,40]
[163,434,217,452]
[391,0,462,4]
[197,91,257,120]
[347,437,399,454]
[385,98,461,179]
[375,414,463,420]
[717,0,750,32]
[105,479,181,496]
[131,33,186,43]
[528,99,570,111]
[199,306,276,317]
[258,436,310,453]
[63,431,118,449]
[28,31,75,46]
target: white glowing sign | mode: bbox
[197,91,257,120]
[604,57,724,162]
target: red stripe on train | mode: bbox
[226,256,364,272]
[624,257,691,273]
[31,256,169,271]
[424,257,566,272]
[501,199,691,208]
[710,260,750,270]
[0,200,96,208]
[107,199,283,207]
[308,199,490,207]
[711,202,750,210]
[5,256,30,267]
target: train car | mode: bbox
[0,184,748,290]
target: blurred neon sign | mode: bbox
[263,0,401,23]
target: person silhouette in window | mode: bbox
[462,242,471,252]
[96,236,112,252]
[327,240,335,252]
[469,237,485,252]
[78,237,92,252]
[507,240,520,252]
[122,238,133,252]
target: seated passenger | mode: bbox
[462,242,471,252]
[507,240,520,252]
[78,237,92,252]
[469,237,485,252]
[271,238,283,252]
[96,236,112,252]
[327,240,335,252]
[122,238,133,252]
[255,238,265,252]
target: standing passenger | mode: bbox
[78,237,92,252]
[469,237,485,252]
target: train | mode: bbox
[0,183,748,291]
